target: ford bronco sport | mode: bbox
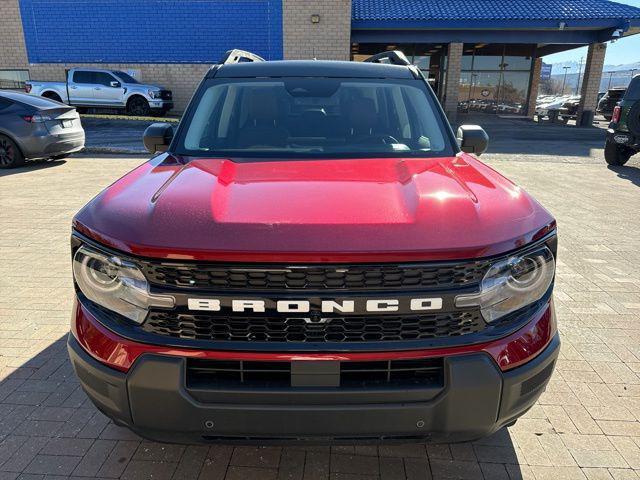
[605,74,640,166]
[68,50,559,444]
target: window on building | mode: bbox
[0,70,30,90]
[458,44,534,115]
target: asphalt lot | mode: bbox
[80,113,613,159]
[1,120,640,479]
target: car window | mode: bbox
[94,72,117,86]
[178,78,453,159]
[112,71,139,84]
[73,71,94,84]
[0,97,13,110]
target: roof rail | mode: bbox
[220,49,265,65]
[363,50,411,66]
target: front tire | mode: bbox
[0,135,25,169]
[42,92,62,103]
[126,96,150,117]
[605,139,633,166]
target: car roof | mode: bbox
[211,60,416,79]
[0,90,66,109]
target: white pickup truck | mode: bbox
[25,68,173,116]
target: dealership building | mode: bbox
[2,0,640,122]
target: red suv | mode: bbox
[68,50,559,444]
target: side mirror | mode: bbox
[143,123,174,154]
[110,81,121,88]
[457,125,489,155]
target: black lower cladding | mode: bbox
[67,331,560,444]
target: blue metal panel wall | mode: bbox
[19,0,283,63]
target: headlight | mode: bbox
[455,245,555,323]
[73,245,174,324]
[148,90,160,99]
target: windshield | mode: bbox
[113,71,139,84]
[176,78,454,158]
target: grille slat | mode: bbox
[186,358,444,389]
[140,262,489,291]
[143,311,484,343]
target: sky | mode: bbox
[543,0,640,66]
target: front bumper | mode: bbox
[68,302,559,444]
[149,100,173,111]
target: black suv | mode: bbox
[605,76,640,166]
[598,87,626,121]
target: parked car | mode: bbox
[0,90,84,168]
[605,75,640,165]
[597,87,626,121]
[68,49,558,444]
[536,95,574,119]
[25,68,173,117]
[558,96,582,121]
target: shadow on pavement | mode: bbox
[0,159,66,177]
[0,333,526,479]
[608,163,640,188]
[456,114,606,157]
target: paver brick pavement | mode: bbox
[1,143,640,479]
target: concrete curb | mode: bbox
[82,146,148,155]
[81,114,180,123]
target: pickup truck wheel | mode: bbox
[127,97,150,117]
[42,92,62,103]
[0,135,25,169]
[605,138,633,166]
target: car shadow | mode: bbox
[0,159,67,177]
[608,163,640,187]
[455,114,606,157]
[0,334,527,479]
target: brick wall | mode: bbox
[282,0,351,60]
[0,0,286,112]
[443,43,463,123]
[1,0,354,111]
[526,58,543,119]
[0,0,29,67]
[0,0,215,111]
[577,42,607,126]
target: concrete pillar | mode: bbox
[443,43,463,123]
[576,42,607,126]
[526,58,543,119]
[282,0,351,60]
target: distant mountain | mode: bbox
[547,60,640,75]
[546,60,639,93]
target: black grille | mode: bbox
[186,358,444,389]
[140,262,489,291]
[143,311,484,343]
[159,90,172,100]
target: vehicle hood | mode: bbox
[73,154,555,262]
[129,83,167,91]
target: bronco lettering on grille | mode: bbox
[187,298,444,313]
